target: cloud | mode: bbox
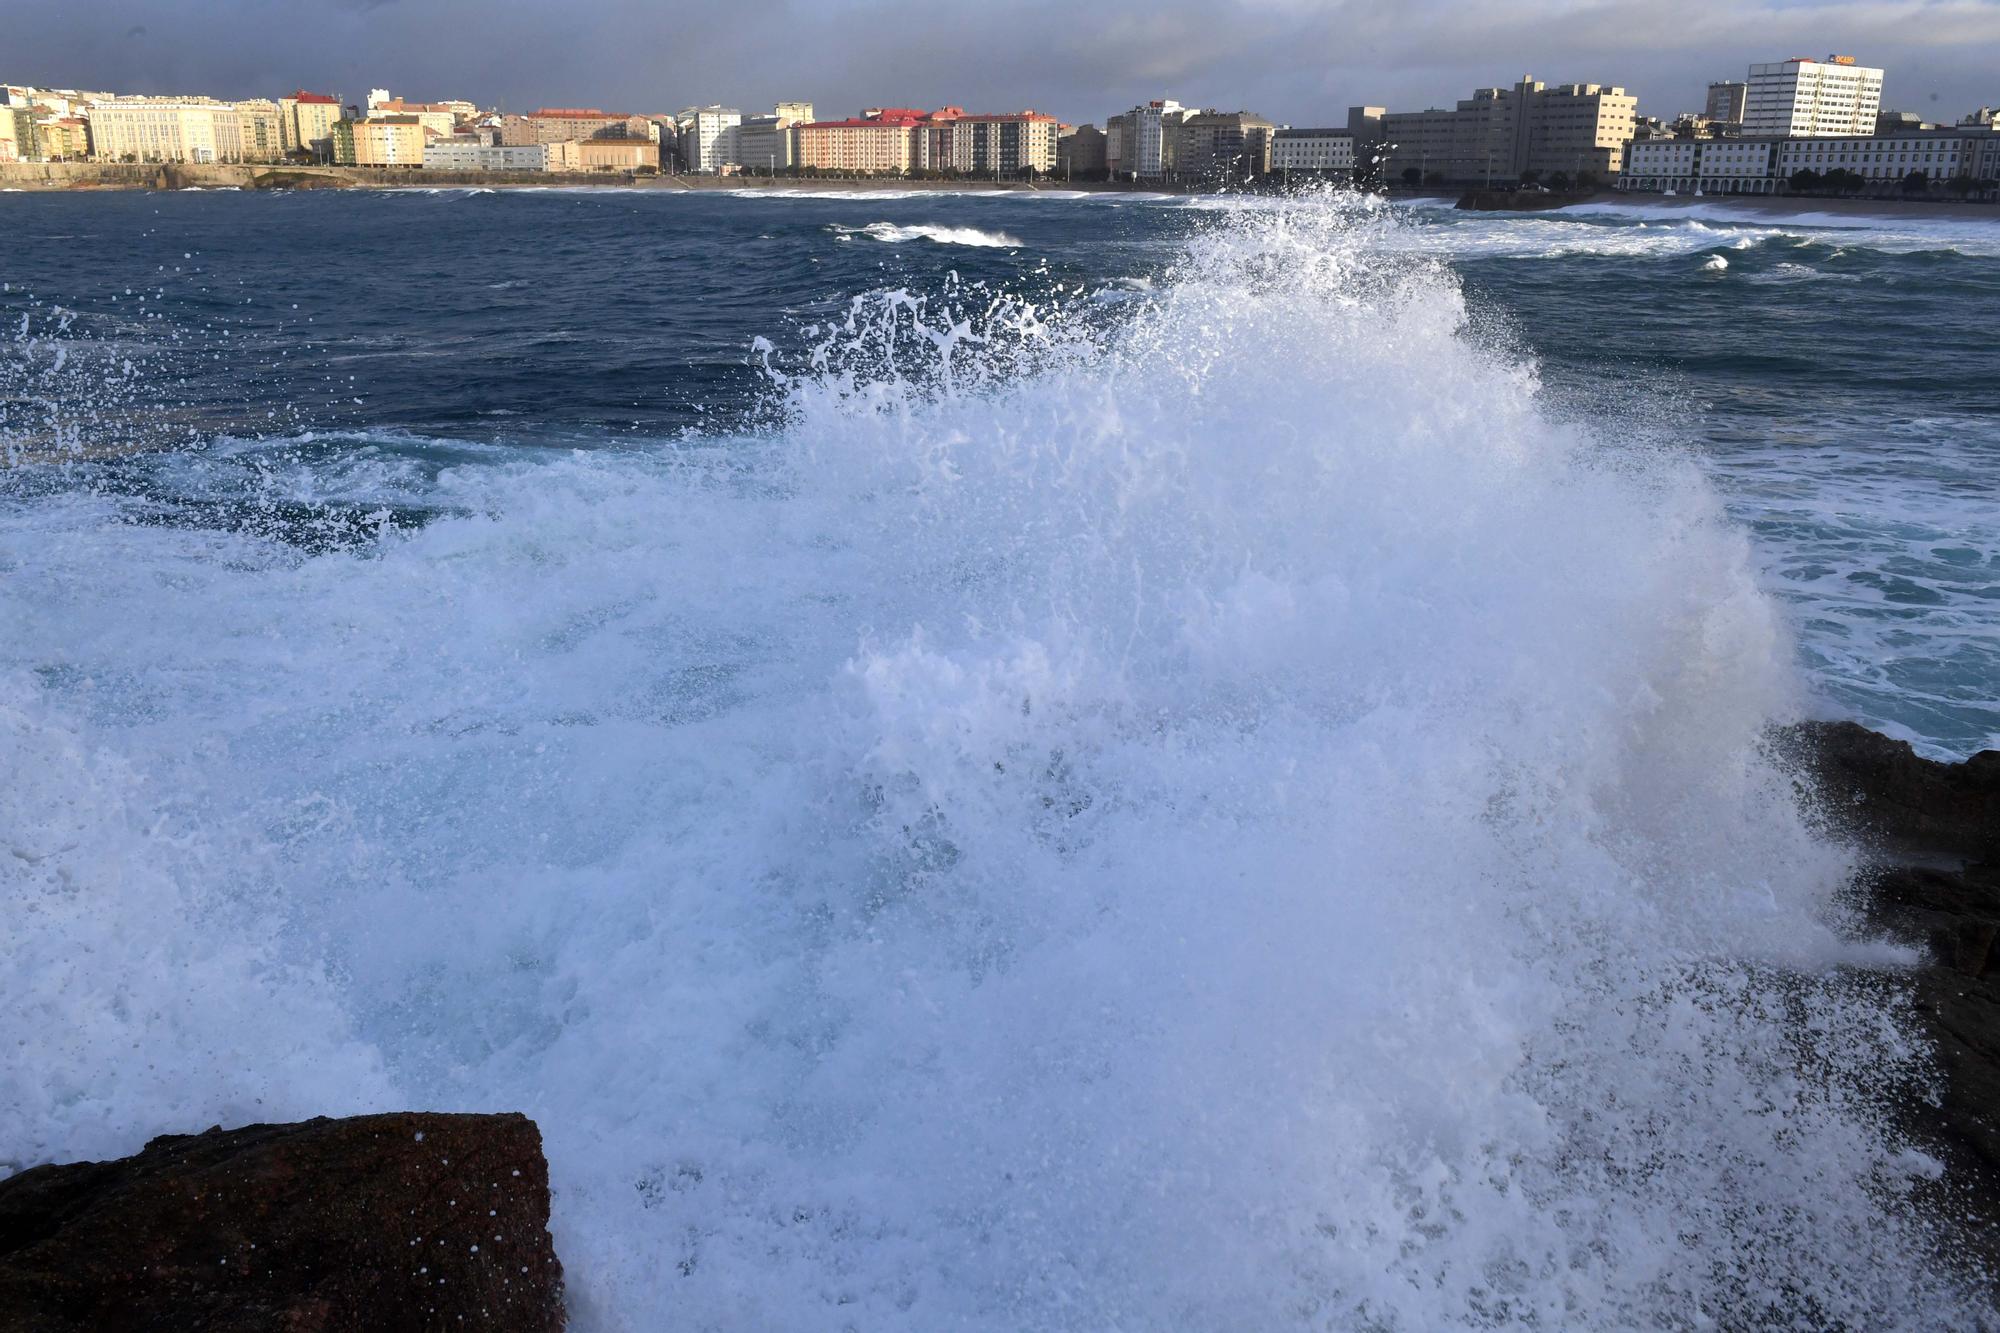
[11,0,1998,125]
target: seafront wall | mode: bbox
[0,162,1148,193]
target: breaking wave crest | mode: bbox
[831,219,1023,247]
[1,192,1982,1328]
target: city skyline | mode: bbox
[14,0,1998,130]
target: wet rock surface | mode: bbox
[0,1111,563,1332]
[1782,719,2000,863]
[1782,722,2000,1276]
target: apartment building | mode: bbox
[368,97,462,138]
[331,114,426,166]
[1270,128,1356,174]
[733,115,791,172]
[916,109,1061,174]
[86,98,245,163]
[34,116,90,160]
[1382,76,1636,184]
[281,91,342,159]
[797,108,925,174]
[676,106,743,173]
[422,141,548,171]
[0,106,29,161]
[1105,100,1187,178]
[0,87,104,161]
[1174,110,1276,178]
[733,104,812,173]
[500,108,646,146]
[1705,82,1748,125]
[1743,56,1883,137]
[1058,124,1106,175]
[234,98,287,161]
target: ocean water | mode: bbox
[2,187,1997,1328]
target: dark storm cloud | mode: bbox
[13,0,1999,124]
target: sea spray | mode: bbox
[0,191,1986,1328]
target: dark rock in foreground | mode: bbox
[1781,721,2000,1274]
[0,1111,563,1332]
[1781,719,2000,862]
[1869,861,2000,1177]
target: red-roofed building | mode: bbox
[281,90,343,158]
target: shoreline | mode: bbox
[5,164,1997,223]
[0,161,1177,195]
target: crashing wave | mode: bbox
[0,189,1984,1329]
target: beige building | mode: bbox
[1269,128,1356,174]
[1383,76,1636,185]
[280,91,342,159]
[234,98,287,161]
[0,107,28,161]
[86,98,245,163]
[331,115,427,166]
[916,109,1061,174]
[575,138,660,171]
[1172,110,1276,178]
[798,110,926,174]
[370,98,461,138]
[1059,124,1106,176]
[35,116,90,160]
[500,109,648,145]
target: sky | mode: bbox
[12,0,1999,127]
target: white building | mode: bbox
[1106,99,1186,177]
[422,141,549,171]
[1744,56,1883,137]
[1269,128,1355,173]
[1777,130,1984,186]
[1620,127,1995,194]
[677,105,742,173]
[1619,137,1783,193]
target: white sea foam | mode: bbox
[831,220,1023,247]
[1553,199,2000,257]
[0,193,1982,1328]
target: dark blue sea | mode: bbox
[3,185,1998,1328]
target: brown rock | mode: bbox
[0,1112,564,1332]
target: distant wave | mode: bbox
[830,221,1022,248]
